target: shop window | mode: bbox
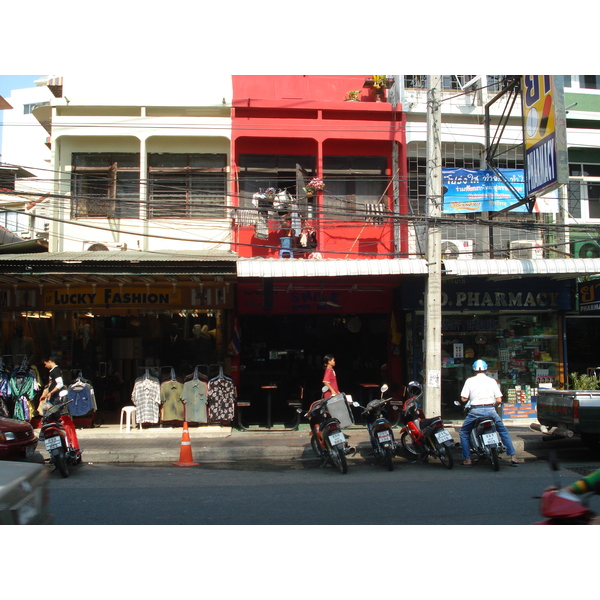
[322,156,388,221]
[148,153,227,219]
[71,153,140,219]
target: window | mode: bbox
[148,153,227,219]
[237,154,316,218]
[0,210,28,232]
[71,153,140,219]
[582,76,600,90]
[568,162,600,220]
[322,156,388,221]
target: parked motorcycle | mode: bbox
[305,387,355,474]
[40,391,82,478]
[399,382,454,469]
[535,451,598,524]
[359,384,399,471]
[454,399,505,471]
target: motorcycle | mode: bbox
[454,399,505,471]
[399,382,454,469]
[40,390,82,478]
[305,387,356,474]
[535,451,598,524]
[359,384,399,471]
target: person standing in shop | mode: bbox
[322,354,340,398]
[38,355,65,413]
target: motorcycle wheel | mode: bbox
[438,444,454,470]
[384,445,394,471]
[400,431,420,457]
[311,433,324,458]
[330,443,348,474]
[489,446,500,471]
[53,449,70,478]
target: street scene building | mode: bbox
[1,74,599,428]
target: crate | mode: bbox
[327,393,354,428]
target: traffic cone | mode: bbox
[173,422,199,467]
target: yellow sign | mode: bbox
[521,75,568,195]
[42,286,183,309]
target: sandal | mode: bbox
[462,460,473,467]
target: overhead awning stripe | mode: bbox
[442,258,600,277]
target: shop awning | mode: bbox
[237,257,600,280]
[237,258,429,278]
[442,258,600,279]
[0,250,238,286]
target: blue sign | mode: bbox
[442,168,526,214]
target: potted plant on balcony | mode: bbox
[344,90,361,102]
[303,177,324,197]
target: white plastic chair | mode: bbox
[120,406,139,433]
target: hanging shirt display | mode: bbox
[181,369,208,424]
[131,372,161,424]
[208,371,236,422]
[160,372,185,422]
[67,377,97,417]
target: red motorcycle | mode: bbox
[40,392,82,478]
[399,381,454,469]
[535,451,598,524]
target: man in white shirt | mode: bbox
[459,360,518,467]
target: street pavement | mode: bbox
[35,419,555,465]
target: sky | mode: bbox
[0,74,44,154]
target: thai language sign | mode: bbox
[442,168,526,213]
[579,280,600,314]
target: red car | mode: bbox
[0,417,38,460]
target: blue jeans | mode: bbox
[459,407,516,460]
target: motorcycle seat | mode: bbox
[420,416,442,429]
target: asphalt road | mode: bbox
[45,454,597,526]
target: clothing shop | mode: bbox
[0,251,237,428]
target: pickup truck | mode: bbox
[530,389,600,449]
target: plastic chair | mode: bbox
[120,406,139,432]
[279,236,294,258]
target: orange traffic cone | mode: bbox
[173,422,199,467]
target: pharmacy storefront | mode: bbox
[401,275,573,420]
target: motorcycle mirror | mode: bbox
[321,386,328,394]
[380,384,389,394]
[453,400,461,406]
[352,402,360,407]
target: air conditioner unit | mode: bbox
[573,240,600,259]
[83,241,127,251]
[509,240,543,259]
[441,239,474,260]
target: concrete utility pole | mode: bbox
[424,75,442,418]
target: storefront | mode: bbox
[0,251,237,426]
[235,277,402,427]
[400,274,572,420]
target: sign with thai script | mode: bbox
[521,75,569,196]
[578,280,600,314]
[442,168,526,213]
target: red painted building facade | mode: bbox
[230,76,408,424]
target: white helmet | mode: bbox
[473,359,488,372]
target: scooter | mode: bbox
[305,387,356,474]
[400,382,454,469]
[454,399,505,471]
[359,384,399,471]
[535,451,598,524]
[40,390,82,478]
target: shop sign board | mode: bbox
[521,75,569,196]
[442,168,527,213]
[237,283,392,314]
[42,286,183,309]
[401,278,572,311]
[578,280,600,314]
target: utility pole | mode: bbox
[424,75,442,418]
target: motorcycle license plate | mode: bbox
[434,429,452,443]
[377,431,392,443]
[44,436,62,451]
[328,432,345,446]
[482,432,499,445]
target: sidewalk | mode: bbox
[41,420,548,465]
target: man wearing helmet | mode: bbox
[459,360,518,466]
